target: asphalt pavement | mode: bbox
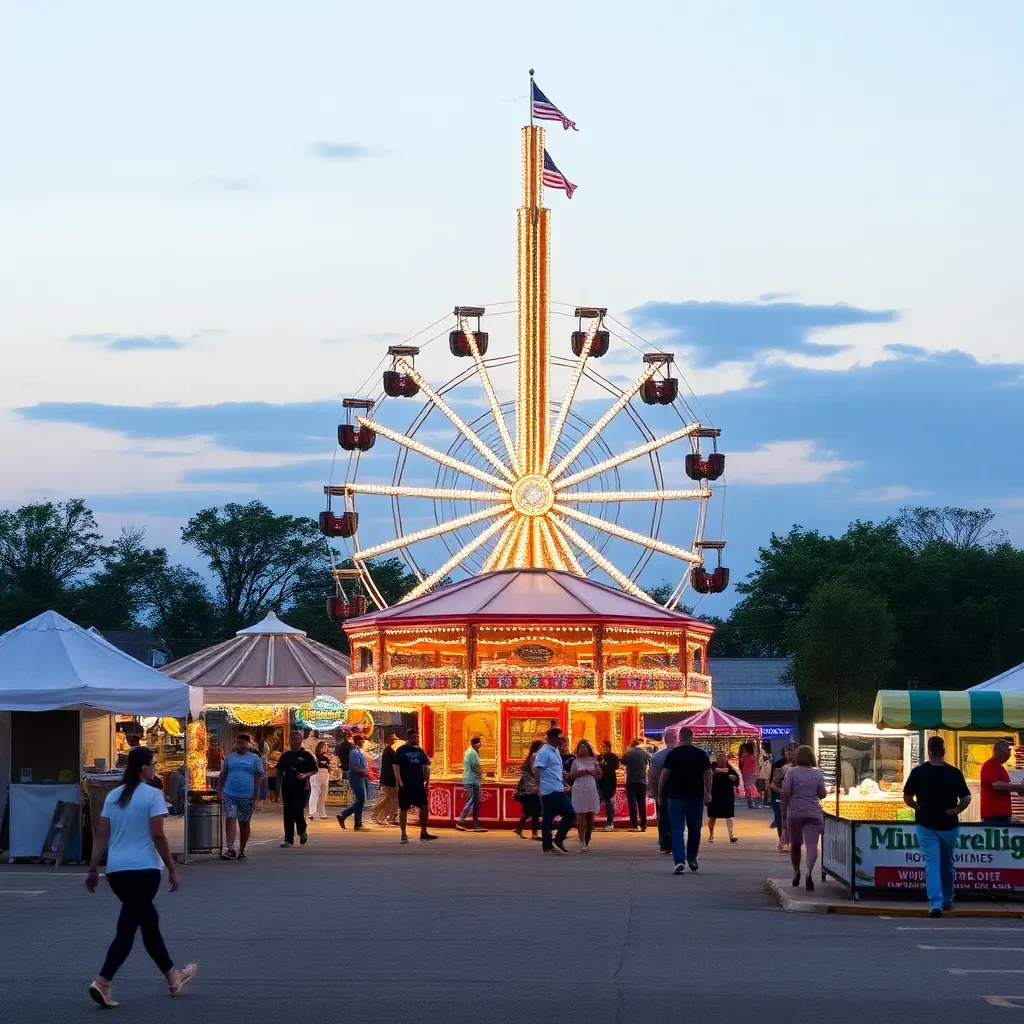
[1,807,1021,1022]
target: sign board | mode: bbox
[818,744,838,783]
[760,726,793,739]
[855,822,1024,893]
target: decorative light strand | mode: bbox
[357,417,513,491]
[554,422,702,490]
[542,317,599,473]
[352,505,506,561]
[462,319,521,476]
[395,357,517,482]
[553,504,703,564]
[549,515,655,603]
[547,362,662,480]
[481,519,519,573]
[558,488,711,503]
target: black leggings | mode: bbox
[100,870,173,980]
[517,794,542,832]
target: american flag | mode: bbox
[531,81,578,131]
[543,150,577,199]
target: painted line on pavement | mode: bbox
[984,996,1024,1008]
[899,926,1024,932]
[0,890,45,895]
[949,969,1024,975]
[919,944,1024,951]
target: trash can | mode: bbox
[84,773,126,862]
[186,791,221,854]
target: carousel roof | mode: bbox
[162,610,350,706]
[345,569,714,631]
[671,706,761,737]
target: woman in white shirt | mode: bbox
[86,746,197,1008]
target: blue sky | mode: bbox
[2,2,1022,610]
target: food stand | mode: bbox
[820,689,1024,899]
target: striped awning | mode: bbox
[673,706,761,736]
[873,689,1024,731]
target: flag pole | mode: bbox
[529,68,534,128]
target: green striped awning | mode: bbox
[874,690,1024,731]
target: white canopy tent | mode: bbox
[969,661,1024,693]
[0,611,200,861]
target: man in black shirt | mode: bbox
[371,732,400,825]
[597,741,621,831]
[658,727,713,873]
[395,729,438,845]
[904,735,971,916]
[276,730,318,847]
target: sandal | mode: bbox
[168,963,198,996]
[220,849,237,860]
[88,982,118,1008]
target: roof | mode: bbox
[345,569,714,632]
[0,611,198,716]
[162,610,350,705]
[673,706,761,736]
[875,689,1024,730]
[708,657,801,713]
[969,661,1024,692]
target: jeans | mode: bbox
[459,783,481,826]
[282,788,308,843]
[626,782,648,829]
[668,796,705,866]
[100,870,173,980]
[603,793,615,825]
[917,825,959,909]
[541,791,577,851]
[657,802,672,852]
[340,775,367,827]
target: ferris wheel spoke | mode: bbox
[557,488,711,503]
[553,422,702,491]
[395,358,516,482]
[335,483,510,502]
[547,362,663,481]
[399,513,513,603]
[552,503,703,563]
[545,518,586,575]
[460,319,522,477]
[357,417,513,491]
[481,517,521,573]
[352,506,507,562]
[542,317,600,474]
[549,516,655,602]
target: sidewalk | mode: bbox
[767,876,1024,917]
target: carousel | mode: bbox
[323,84,730,826]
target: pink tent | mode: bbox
[668,706,761,742]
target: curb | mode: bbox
[764,878,1024,918]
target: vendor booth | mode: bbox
[0,611,199,863]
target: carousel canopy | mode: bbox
[162,610,350,706]
[346,568,713,630]
[969,662,1024,693]
[672,706,761,736]
[874,689,1024,730]
[0,610,200,716]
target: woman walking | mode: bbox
[308,741,330,820]
[513,740,543,840]
[86,746,197,1008]
[706,751,740,843]
[781,744,827,890]
[738,743,759,809]
[568,739,602,850]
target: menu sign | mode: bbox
[817,744,838,784]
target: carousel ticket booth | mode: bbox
[344,568,715,826]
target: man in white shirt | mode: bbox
[533,727,576,855]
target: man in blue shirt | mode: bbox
[217,734,265,860]
[338,734,371,831]
[455,736,487,833]
[533,727,576,855]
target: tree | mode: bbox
[894,506,1007,552]
[181,502,325,633]
[788,576,897,721]
[0,498,106,623]
[148,566,220,649]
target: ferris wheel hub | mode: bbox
[511,474,555,517]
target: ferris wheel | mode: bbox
[322,304,728,614]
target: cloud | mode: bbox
[187,176,261,192]
[856,485,930,503]
[70,334,191,351]
[628,298,900,366]
[309,140,377,160]
[758,292,795,302]
[723,441,857,485]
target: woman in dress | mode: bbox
[308,741,331,820]
[781,744,827,890]
[86,745,197,1008]
[513,739,544,840]
[738,742,759,809]
[567,739,602,850]
[706,751,740,843]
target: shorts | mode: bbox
[398,787,427,811]
[222,793,256,822]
